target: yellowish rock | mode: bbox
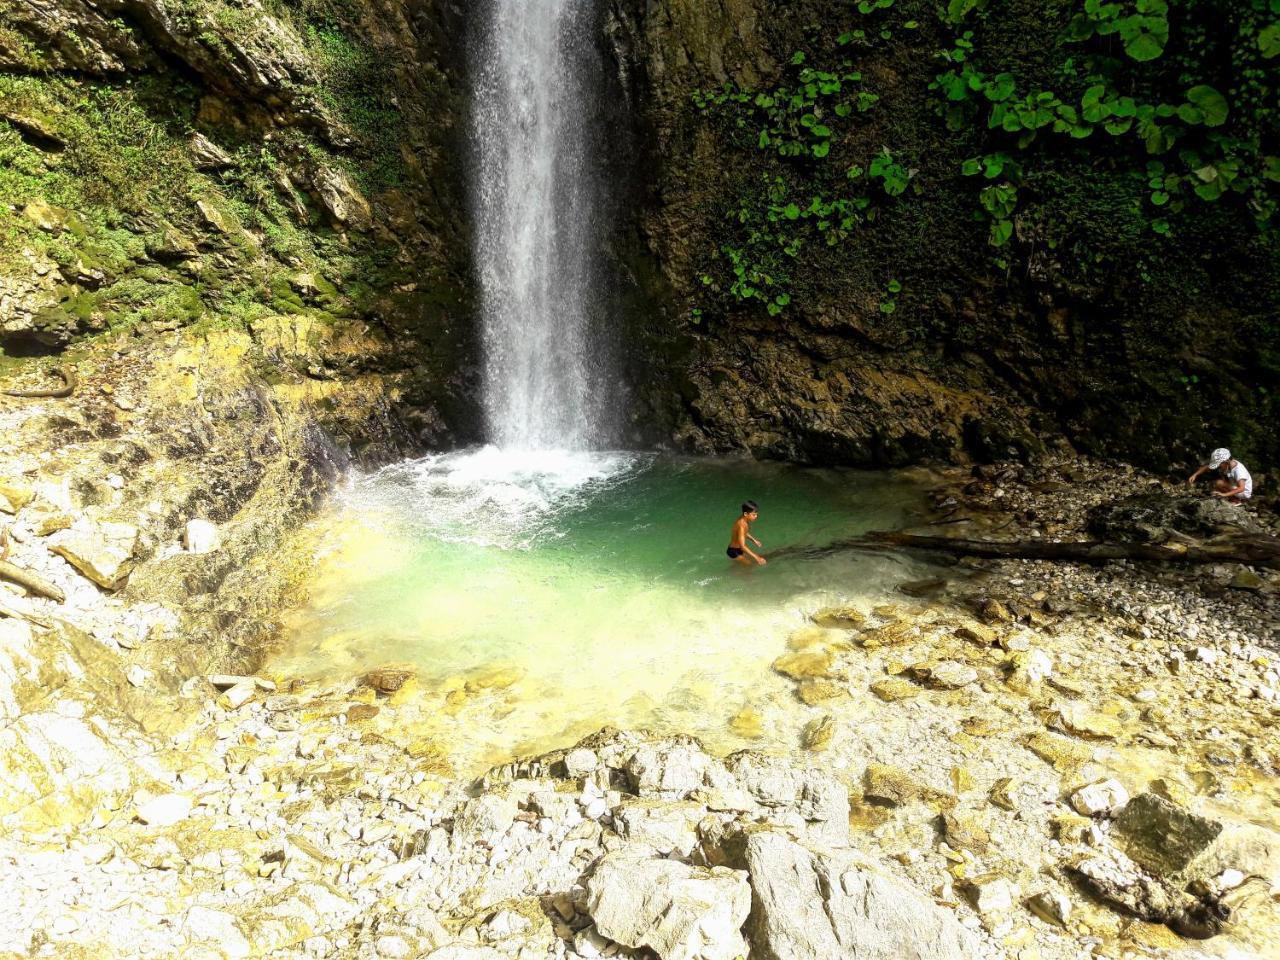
[943,809,991,852]
[861,621,920,649]
[989,777,1018,811]
[465,663,524,693]
[801,714,835,751]
[863,763,950,806]
[955,623,997,646]
[870,677,919,702]
[1025,732,1096,772]
[1054,703,1124,740]
[0,481,35,513]
[729,707,765,739]
[796,679,845,705]
[811,605,866,629]
[772,650,837,681]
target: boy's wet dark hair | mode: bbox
[741,500,759,514]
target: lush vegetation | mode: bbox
[0,0,415,348]
[691,0,1278,314]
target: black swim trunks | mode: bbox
[726,547,744,559]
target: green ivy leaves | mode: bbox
[1070,0,1170,62]
[869,148,911,196]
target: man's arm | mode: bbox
[1213,480,1246,499]
[743,544,766,565]
[1187,465,1207,485]
[748,534,762,547]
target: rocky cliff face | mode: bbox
[607,0,1279,470]
[1,0,477,444]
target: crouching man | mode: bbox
[1187,447,1253,504]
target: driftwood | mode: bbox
[3,365,77,398]
[0,559,65,602]
[818,530,1280,571]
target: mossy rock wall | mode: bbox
[0,0,479,446]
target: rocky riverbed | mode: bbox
[3,417,1280,959]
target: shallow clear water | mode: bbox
[273,448,938,768]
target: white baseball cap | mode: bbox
[1207,448,1231,469]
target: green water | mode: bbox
[274,448,940,767]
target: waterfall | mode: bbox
[471,0,612,451]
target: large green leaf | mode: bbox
[1186,85,1228,127]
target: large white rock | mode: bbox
[50,519,139,589]
[1070,779,1130,817]
[135,792,193,827]
[587,851,751,960]
[745,831,981,960]
[183,518,220,554]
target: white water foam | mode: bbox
[341,446,645,549]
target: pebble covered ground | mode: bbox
[2,455,1279,960]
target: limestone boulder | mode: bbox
[50,519,140,589]
[625,740,731,800]
[586,851,750,960]
[744,832,981,960]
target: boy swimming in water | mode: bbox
[727,500,766,566]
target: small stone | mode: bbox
[1189,646,1220,665]
[220,681,257,710]
[729,707,765,739]
[989,778,1018,811]
[1027,891,1072,927]
[346,704,379,722]
[898,577,947,598]
[963,873,1018,915]
[977,598,1013,624]
[183,518,220,554]
[364,666,414,694]
[1228,569,1264,591]
[943,809,990,853]
[1070,779,1130,817]
[564,747,598,777]
[909,659,978,689]
[797,679,845,705]
[1007,650,1053,689]
[863,763,948,806]
[375,936,411,959]
[772,650,837,681]
[801,714,835,751]
[1055,703,1124,740]
[955,623,997,646]
[811,605,866,629]
[126,664,148,687]
[870,677,919,702]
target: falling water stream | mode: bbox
[471,0,610,451]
